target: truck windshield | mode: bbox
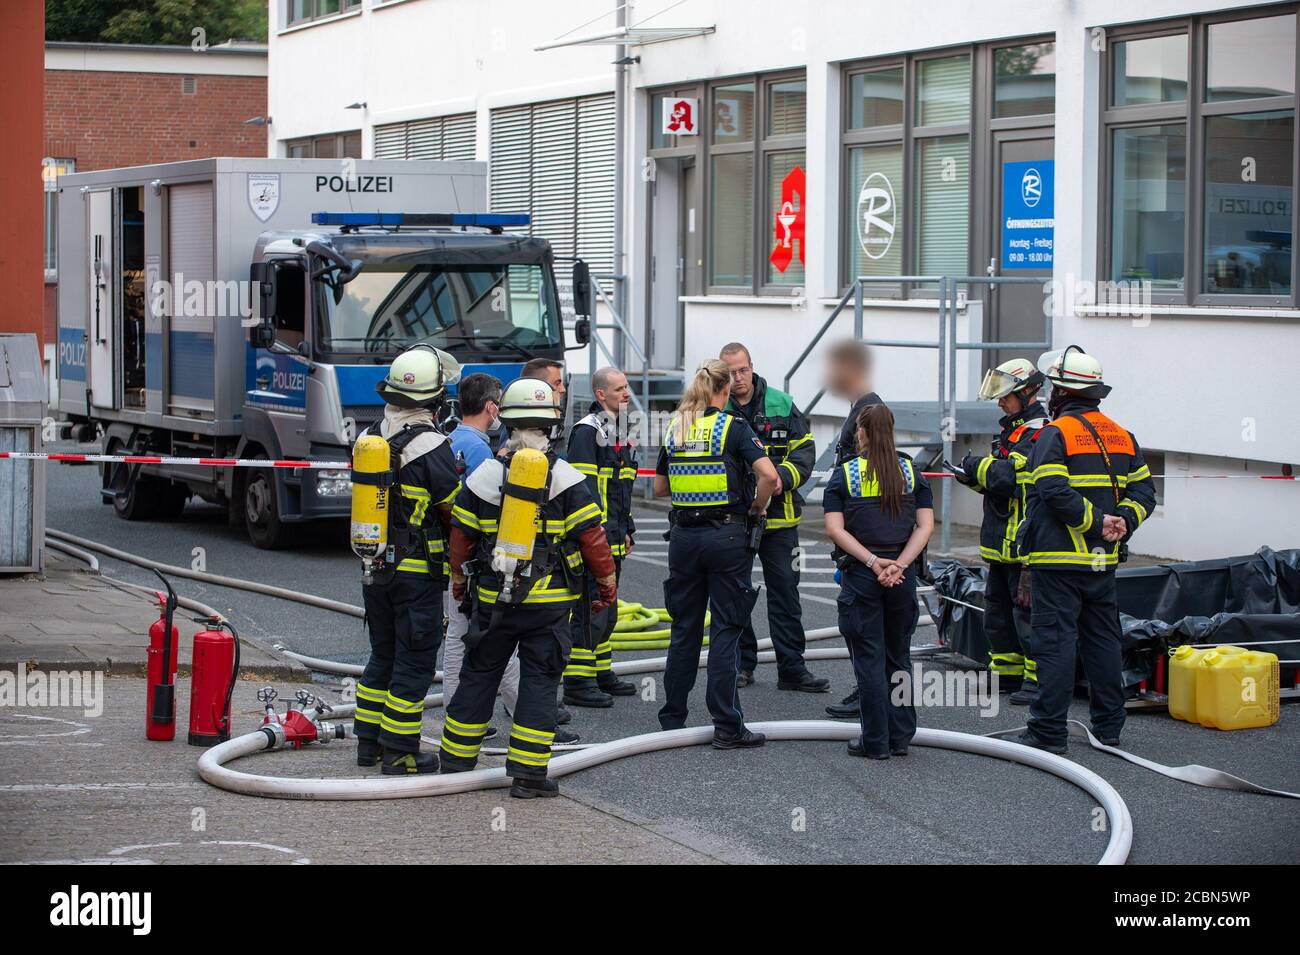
[317,261,563,356]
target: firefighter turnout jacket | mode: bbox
[450,454,608,606]
[1019,398,1156,570]
[362,407,461,581]
[568,402,638,557]
[963,401,1049,564]
[727,374,815,529]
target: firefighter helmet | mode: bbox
[1037,345,1105,391]
[499,377,564,433]
[376,344,461,408]
[978,358,1046,401]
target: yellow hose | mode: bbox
[609,599,709,651]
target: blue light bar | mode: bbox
[310,212,531,228]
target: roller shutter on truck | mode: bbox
[166,182,215,417]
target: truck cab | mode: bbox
[237,212,580,547]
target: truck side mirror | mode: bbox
[249,262,278,349]
[573,318,591,345]
[572,260,594,318]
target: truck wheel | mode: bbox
[244,458,288,549]
[106,441,158,521]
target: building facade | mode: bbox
[42,41,268,362]
[268,0,1300,559]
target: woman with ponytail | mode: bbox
[822,403,934,759]
[653,359,779,748]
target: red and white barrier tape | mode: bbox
[0,450,1293,481]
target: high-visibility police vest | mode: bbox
[839,454,919,550]
[664,411,734,508]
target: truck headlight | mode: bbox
[316,469,353,497]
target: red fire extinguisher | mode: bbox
[145,570,179,741]
[187,615,241,747]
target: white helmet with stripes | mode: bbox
[1037,345,1105,392]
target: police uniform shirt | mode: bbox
[823,454,933,564]
[654,406,768,514]
[450,467,603,606]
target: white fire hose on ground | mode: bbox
[45,529,1299,866]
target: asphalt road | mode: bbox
[37,445,1300,865]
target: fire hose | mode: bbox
[45,530,1297,867]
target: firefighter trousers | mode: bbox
[837,566,918,755]
[736,526,809,679]
[564,559,622,690]
[440,601,570,780]
[1027,569,1127,748]
[659,522,759,735]
[984,561,1036,686]
[357,572,444,753]
[441,589,520,714]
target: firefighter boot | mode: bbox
[510,777,560,799]
[563,685,614,708]
[598,675,637,696]
[382,749,441,775]
[356,738,383,768]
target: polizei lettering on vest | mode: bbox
[314,175,394,193]
[49,884,152,935]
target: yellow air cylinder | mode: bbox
[494,447,549,564]
[1195,645,1280,731]
[350,433,392,562]
[1167,645,1212,722]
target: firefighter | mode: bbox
[353,345,463,775]
[439,377,617,798]
[955,358,1049,705]
[719,343,827,693]
[655,359,780,747]
[563,366,638,707]
[1016,346,1156,754]
[823,403,934,759]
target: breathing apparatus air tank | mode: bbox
[350,432,393,583]
[493,447,550,601]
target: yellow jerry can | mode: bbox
[1167,645,1212,722]
[1194,645,1280,731]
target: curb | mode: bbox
[0,653,313,683]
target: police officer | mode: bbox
[353,345,463,775]
[439,377,617,798]
[563,366,638,707]
[823,403,934,759]
[956,358,1049,705]
[655,359,779,748]
[719,343,827,693]
[1017,347,1156,754]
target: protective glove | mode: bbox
[959,453,983,484]
[591,574,618,615]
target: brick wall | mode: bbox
[43,68,267,341]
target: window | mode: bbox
[842,54,971,289]
[286,131,362,159]
[1102,11,1298,305]
[374,113,476,161]
[994,42,1056,117]
[43,158,74,278]
[693,73,805,292]
[286,0,360,28]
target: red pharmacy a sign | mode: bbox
[770,165,806,273]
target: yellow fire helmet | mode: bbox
[978,357,1045,401]
[499,377,564,434]
[377,344,461,408]
[1037,345,1106,392]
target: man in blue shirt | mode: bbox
[448,373,502,480]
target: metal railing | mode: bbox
[784,275,1053,552]
[587,272,650,422]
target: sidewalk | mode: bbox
[0,552,309,681]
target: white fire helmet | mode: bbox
[1037,345,1105,392]
[498,377,564,433]
[978,358,1046,401]
[377,344,461,408]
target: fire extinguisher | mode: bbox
[187,615,241,747]
[145,569,179,741]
